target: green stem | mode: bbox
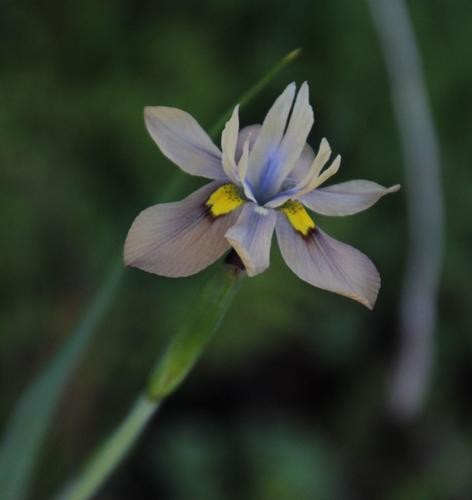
[54,265,243,500]
[208,48,301,138]
[55,396,157,500]
[147,265,243,399]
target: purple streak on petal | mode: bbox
[225,203,276,277]
[254,148,285,203]
[145,107,226,180]
[275,213,380,309]
[252,83,314,202]
[246,84,296,194]
[124,182,241,277]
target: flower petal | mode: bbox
[225,203,276,277]
[124,182,241,277]
[274,82,314,188]
[286,143,316,184]
[264,138,334,208]
[221,105,241,183]
[246,83,296,189]
[145,106,225,180]
[236,124,260,162]
[295,138,332,193]
[299,181,401,216]
[250,83,315,201]
[275,214,380,309]
[237,135,257,202]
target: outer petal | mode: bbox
[124,182,241,277]
[144,107,225,180]
[275,214,380,309]
[299,181,401,216]
[225,203,276,277]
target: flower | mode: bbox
[124,82,400,309]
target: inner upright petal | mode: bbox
[245,83,296,194]
[271,82,314,190]
[248,82,314,203]
[221,105,241,184]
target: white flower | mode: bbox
[125,83,400,309]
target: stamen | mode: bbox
[206,184,245,217]
[281,200,316,236]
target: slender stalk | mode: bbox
[368,0,444,418]
[0,48,301,500]
[208,48,301,137]
[55,396,157,500]
[0,264,122,500]
[54,265,243,500]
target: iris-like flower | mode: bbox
[125,83,399,309]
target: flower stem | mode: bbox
[208,48,302,138]
[147,263,243,399]
[54,264,243,500]
[55,396,157,500]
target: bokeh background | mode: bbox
[1,0,471,499]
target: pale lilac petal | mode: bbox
[297,154,342,195]
[246,83,296,188]
[145,107,225,180]
[236,124,260,162]
[221,105,241,183]
[275,214,380,309]
[225,203,276,277]
[265,138,334,208]
[237,136,257,203]
[285,143,316,184]
[294,138,332,194]
[273,82,314,188]
[299,181,401,216]
[124,182,241,277]
[249,83,315,201]
[235,124,261,202]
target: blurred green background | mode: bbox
[1,0,471,499]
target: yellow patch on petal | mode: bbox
[281,200,316,236]
[206,183,245,217]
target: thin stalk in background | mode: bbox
[0,47,301,500]
[368,0,444,419]
[0,265,122,500]
[208,48,301,137]
[55,264,243,500]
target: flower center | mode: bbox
[206,184,245,217]
[281,200,316,236]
